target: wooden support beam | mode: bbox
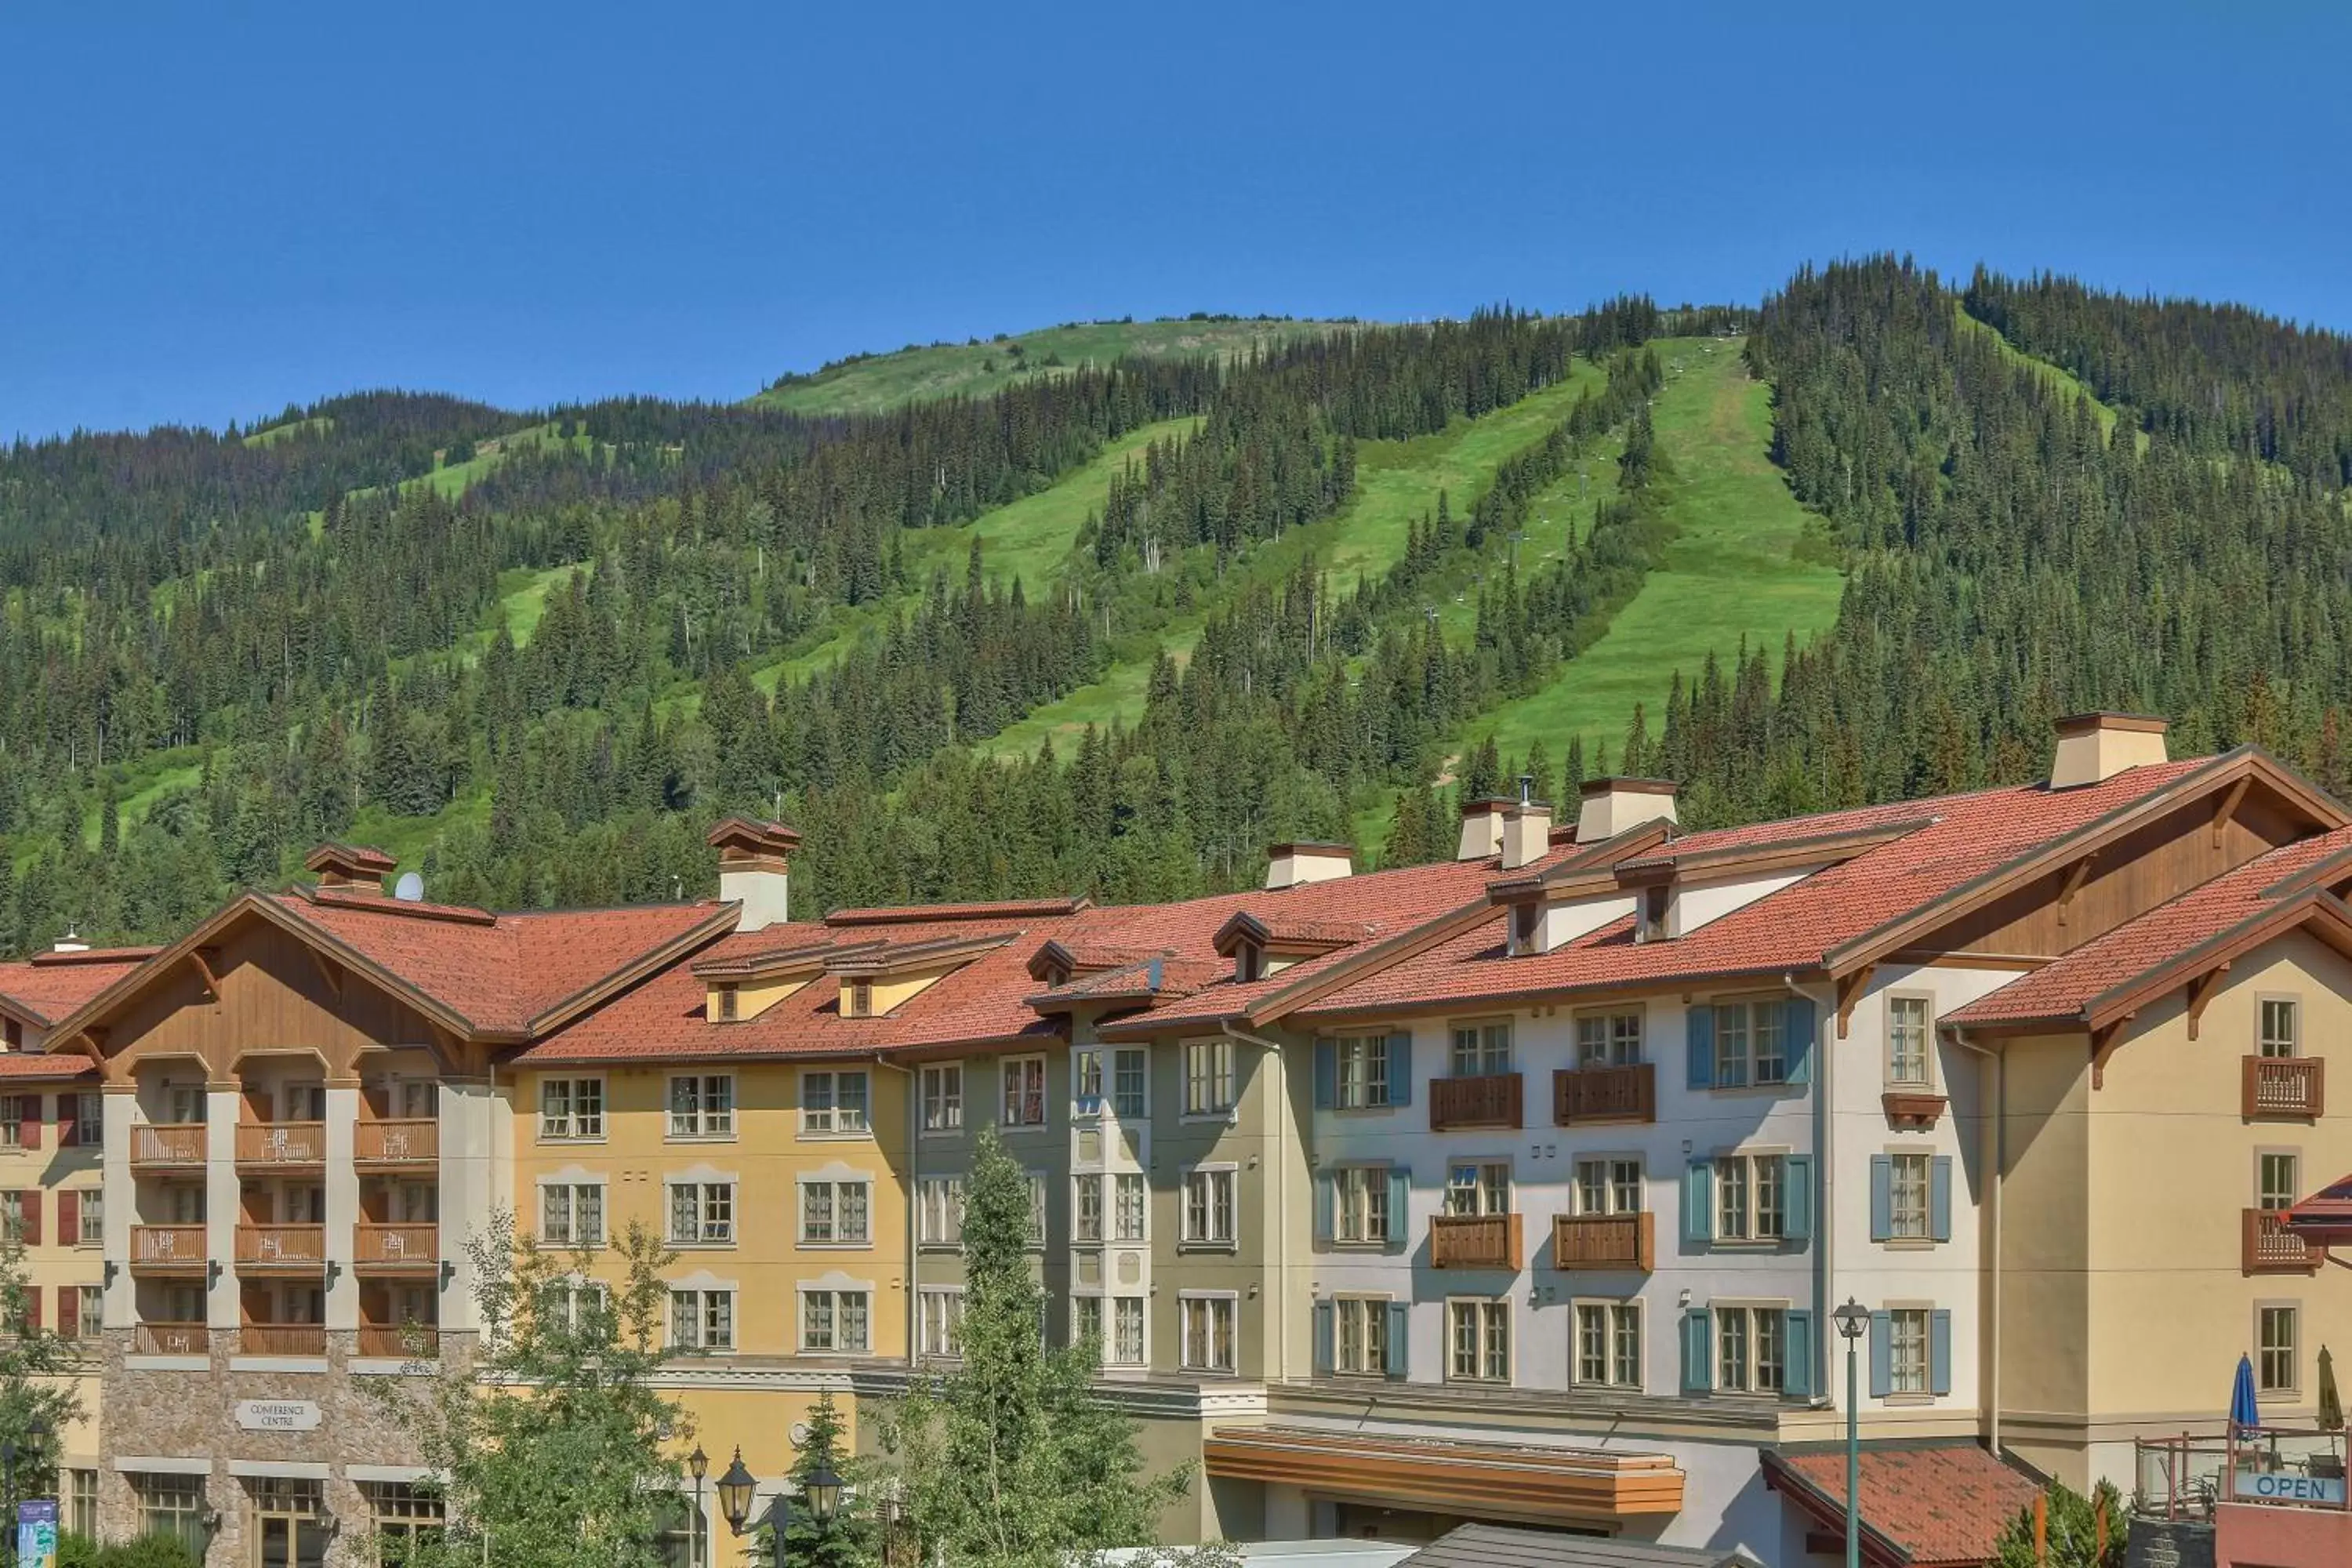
[2213,776,2252,850]
[2090,1014,2135,1090]
[2186,962,2233,1041]
[2056,856,2095,931]
[305,946,343,998]
[184,947,221,1002]
[1836,963,1878,1040]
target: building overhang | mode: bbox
[1202,1425,1683,1524]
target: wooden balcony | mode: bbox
[235,1121,325,1171]
[1431,1212,1523,1270]
[130,1123,206,1169]
[1553,1211,1655,1272]
[129,1225,207,1276]
[133,1323,209,1356]
[235,1224,327,1272]
[354,1222,437,1272]
[241,1323,326,1357]
[2244,1208,2322,1276]
[1428,1073,1523,1131]
[1553,1062,1656,1125]
[354,1118,439,1167]
[2243,1056,2324,1120]
[357,1324,440,1359]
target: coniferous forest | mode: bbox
[5,262,2350,947]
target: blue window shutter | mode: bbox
[1313,1172,1335,1245]
[1784,1311,1813,1398]
[1784,993,1817,1083]
[1784,1155,1813,1242]
[1682,1308,1712,1392]
[1868,1311,1893,1399]
[1931,1156,1954,1243]
[1682,1160,1714,1246]
[1869,1155,1893,1243]
[1385,1301,1410,1379]
[1930,1309,1953,1396]
[1312,1301,1334,1375]
[1385,1165,1411,1254]
[1686,1006,1715,1089]
[1314,1041,1337,1110]
[1387,1033,1414,1107]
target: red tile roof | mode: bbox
[1765,1445,2042,1567]
[2284,1171,2352,1243]
[1945,829,2352,1028]
[825,898,1090,926]
[0,949,158,1025]
[1026,955,1226,1009]
[0,1051,96,1080]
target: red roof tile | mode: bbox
[0,951,156,1025]
[0,1051,96,1080]
[2284,1171,2352,1242]
[826,898,1090,926]
[1766,1446,2042,1568]
[1027,955,1225,1009]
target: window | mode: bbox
[1714,1152,1788,1241]
[546,1279,610,1332]
[1236,943,1263,983]
[2259,1152,2299,1212]
[1445,1161,1509,1218]
[133,1472,209,1555]
[802,1071,869,1135]
[844,978,874,1018]
[2260,997,2299,1058]
[364,1481,445,1563]
[1180,1294,1236,1372]
[1449,1021,1511,1076]
[1575,1011,1642,1067]
[1184,1039,1236,1116]
[1713,1000,1787,1088]
[1715,1305,1787,1393]
[0,1192,28,1243]
[919,1288,964,1356]
[1111,1297,1145,1366]
[1637,884,1669,942]
[76,1188,103,1245]
[74,1286,100,1338]
[801,1180,870,1244]
[713,983,739,1022]
[1183,1168,1236,1245]
[541,1183,606,1247]
[1889,1152,1931,1238]
[668,1075,735,1138]
[1112,1048,1147,1118]
[1001,1056,1047,1127]
[921,1064,963,1132]
[1334,1296,1391,1376]
[72,1093,101,1148]
[539,1078,604,1140]
[1575,1301,1642,1388]
[1336,1036,1391,1109]
[1574,1158,1642,1215]
[917,1177,965,1246]
[66,1468,96,1540]
[1334,1166,1392,1244]
[667,1181,735,1245]
[802,1290,870,1353]
[1112,1173,1146,1241]
[1508,902,1540,953]
[1887,996,1932,1087]
[1074,1176,1104,1243]
[2259,1304,2299,1394]
[0,1098,25,1148]
[1075,1050,1105,1110]
[1025,1171,1047,1246]
[1888,1307,1930,1396]
[670,1289,735,1352]
[1446,1298,1510,1382]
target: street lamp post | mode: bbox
[1834,1299,1870,1568]
[688,1446,709,1568]
[715,1443,842,1568]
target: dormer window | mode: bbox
[1508,902,1540,956]
[1040,961,1071,989]
[713,983,739,1022]
[1637,885,1670,943]
[1236,944,1264,984]
[845,979,874,1018]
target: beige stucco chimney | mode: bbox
[2049,713,2170,789]
[1456,796,1513,862]
[706,817,803,931]
[1499,801,1554,872]
[1575,777,1680,843]
[1265,842,1353,891]
[305,842,398,892]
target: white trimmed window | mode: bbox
[801,1179,870,1244]
[2259,1304,2299,1394]
[1575,1301,1642,1388]
[0,1098,27,1148]
[1335,1036,1392,1109]
[1888,1306,1930,1396]
[1712,1000,1788,1088]
[1886,996,1932,1087]
[1449,1021,1511,1076]
[1575,1011,1642,1067]
[2260,997,2300,1058]
[1112,1297,1145,1365]
[539,1078,604,1140]
[668,1074,735,1138]
[1179,1294,1236,1373]
[802,1071,869,1135]
[1001,1056,1047,1127]
[670,1289,734,1352]
[73,1093,102,1148]
[916,1177,964,1246]
[666,1181,735,1245]
[1334,1296,1390,1376]
[1890,1152,1931,1238]
[921,1063,963,1131]
[1445,1161,1509,1218]
[1112,1048,1147,1117]
[1184,1039,1236,1115]
[1025,1171,1047,1246]
[1334,1166,1392,1243]
[541,1182,606,1247]
[919,1288,964,1357]
[1182,1167,1236,1246]
[1715,1152,1788,1240]
[801,1290,870,1353]
[1574,1159,1642,1216]
[1074,1176,1105,1243]
[1715,1305,1787,1392]
[1446,1298,1510,1383]
[1113,1173,1147,1241]
[2259,1152,2299,1211]
[76,1188,103,1245]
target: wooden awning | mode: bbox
[1203,1425,1684,1522]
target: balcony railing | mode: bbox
[130,1123,206,1168]
[355,1222,438,1270]
[354,1119,439,1166]
[129,1225,207,1272]
[2244,1208,2322,1276]
[1430,1212,1523,1270]
[1553,1062,1656,1125]
[357,1324,441,1359]
[2244,1055,2324,1120]
[235,1224,328,1270]
[241,1323,326,1357]
[1428,1073,1523,1131]
[133,1323,209,1356]
[1553,1211,1655,1272]
[235,1121,325,1167]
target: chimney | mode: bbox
[1265,842,1353,891]
[706,817,803,931]
[50,930,88,956]
[1576,777,1680,843]
[305,842,399,893]
[1456,796,1513,862]
[1499,778,1554,870]
[2050,713,2170,789]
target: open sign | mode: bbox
[2234,1469,2348,1504]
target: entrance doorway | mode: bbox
[246,1477,329,1568]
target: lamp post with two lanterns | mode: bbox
[715,1444,842,1568]
[1832,1298,1871,1568]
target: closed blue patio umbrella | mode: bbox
[2232,1352,2263,1432]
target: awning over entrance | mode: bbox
[2282,1171,2352,1246]
[1203,1425,1685,1524]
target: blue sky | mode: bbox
[4,1,2344,439]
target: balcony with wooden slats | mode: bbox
[129,1123,206,1170]
[133,1323,209,1356]
[1430,1212,1523,1270]
[1553,1062,1656,1125]
[129,1225,207,1276]
[357,1323,440,1359]
[1553,1211,1655,1272]
[235,1223,327,1272]
[235,1121,326,1173]
[354,1118,439,1169]
[241,1323,326,1357]
[2244,1208,2322,1276]
[2243,1056,2324,1121]
[1428,1073,1523,1131]
[354,1222,437,1274]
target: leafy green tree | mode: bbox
[1989,1479,2125,1568]
[0,1234,84,1510]
[875,1130,1191,1568]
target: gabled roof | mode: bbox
[1025,955,1225,1011]
[0,948,159,1026]
[826,897,1091,926]
[1762,1445,2041,1568]
[689,932,863,981]
[1211,911,1369,958]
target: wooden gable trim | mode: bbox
[2056,854,2095,931]
[184,947,223,1002]
[2185,962,2232,1040]
[1836,963,1877,1040]
[2213,775,2252,849]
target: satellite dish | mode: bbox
[394,872,425,903]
